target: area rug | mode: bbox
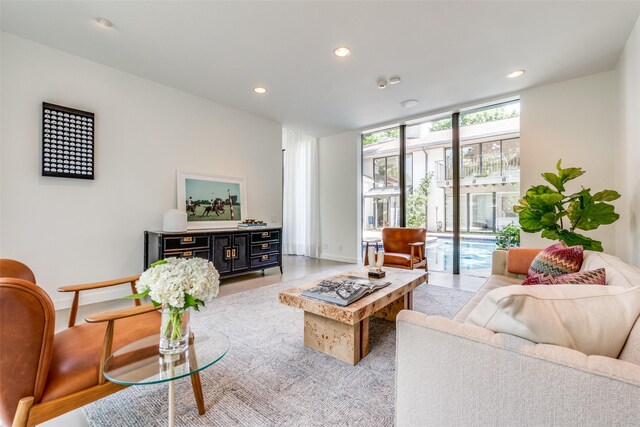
[83,271,474,426]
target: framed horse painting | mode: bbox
[177,171,247,229]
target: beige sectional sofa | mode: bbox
[395,250,640,427]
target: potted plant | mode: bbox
[495,223,521,250]
[513,160,620,252]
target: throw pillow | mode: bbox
[465,285,640,357]
[528,242,583,277]
[522,268,606,285]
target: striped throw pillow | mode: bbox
[522,268,606,285]
[528,242,583,277]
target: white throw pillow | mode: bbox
[466,285,640,357]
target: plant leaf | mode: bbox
[557,230,603,252]
[574,203,619,230]
[541,229,560,241]
[539,212,558,227]
[151,259,168,267]
[184,293,197,308]
[555,159,585,185]
[542,172,564,192]
[592,190,621,202]
[518,208,544,232]
[124,290,148,300]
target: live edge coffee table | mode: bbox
[278,267,427,365]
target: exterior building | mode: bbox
[363,115,520,238]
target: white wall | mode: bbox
[0,34,283,307]
[615,15,640,268]
[318,130,361,263]
[519,71,618,253]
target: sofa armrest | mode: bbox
[396,310,640,427]
[491,250,509,275]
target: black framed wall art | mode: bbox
[42,102,94,180]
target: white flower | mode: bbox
[136,257,220,310]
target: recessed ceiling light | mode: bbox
[334,47,351,57]
[95,17,113,28]
[377,79,387,89]
[400,99,419,108]
[253,87,267,94]
[507,69,525,78]
[389,76,401,85]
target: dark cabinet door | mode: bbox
[231,233,250,271]
[212,235,232,274]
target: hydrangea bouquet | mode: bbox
[130,257,220,353]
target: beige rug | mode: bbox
[83,271,473,426]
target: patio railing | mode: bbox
[435,151,520,181]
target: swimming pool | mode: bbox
[426,238,496,273]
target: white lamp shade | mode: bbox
[162,209,187,232]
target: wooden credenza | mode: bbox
[144,227,282,278]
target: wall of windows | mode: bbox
[362,100,520,276]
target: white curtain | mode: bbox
[282,128,320,257]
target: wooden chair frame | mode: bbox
[10,276,206,427]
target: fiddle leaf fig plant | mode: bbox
[513,160,620,252]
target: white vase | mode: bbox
[368,246,376,269]
[159,305,190,354]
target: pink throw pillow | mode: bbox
[522,268,606,286]
[528,242,583,277]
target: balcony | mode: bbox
[435,151,520,187]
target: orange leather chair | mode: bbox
[380,227,428,271]
[0,259,205,427]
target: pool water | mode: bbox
[426,239,495,273]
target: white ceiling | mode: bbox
[2,1,640,137]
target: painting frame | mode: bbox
[177,171,247,229]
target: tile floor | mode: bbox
[40,255,486,427]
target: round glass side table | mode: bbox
[103,332,229,427]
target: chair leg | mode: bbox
[188,336,206,415]
[189,372,205,415]
[12,396,34,427]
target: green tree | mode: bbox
[362,128,399,146]
[406,173,433,228]
[428,107,519,132]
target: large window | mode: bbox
[362,100,520,277]
[374,155,400,188]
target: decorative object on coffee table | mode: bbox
[368,248,386,278]
[128,257,220,354]
[42,102,95,180]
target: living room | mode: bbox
[1,1,639,426]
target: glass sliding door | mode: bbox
[361,99,519,276]
[404,117,452,272]
[362,127,401,248]
[458,101,520,276]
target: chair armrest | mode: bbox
[57,275,140,292]
[407,242,424,246]
[85,303,159,323]
[57,275,141,328]
[396,310,640,426]
[87,303,160,385]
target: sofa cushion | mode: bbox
[465,285,640,357]
[522,268,606,286]
[507,248,542,275]
[581,251,640,288]
[452,274,521,322]
[528,242,583,277]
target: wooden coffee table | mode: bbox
[278,267,427,365]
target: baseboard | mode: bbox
[319,253,360,264]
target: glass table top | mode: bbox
[103,332,229,386]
